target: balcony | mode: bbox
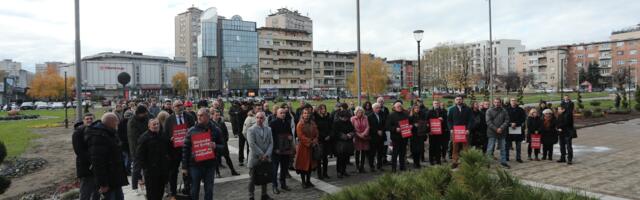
[599,46,611,51]
[599,55,612,60]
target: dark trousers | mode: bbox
[542,144,554,160]
[429,135,443,164]
[144,174,168,200]
[527,143,540,159]
[505,138,523,161]
[238,134,248,163]
[249,168,268,198]
[168,156,190,196]
[317,143,330,177]
[216,148,236,175]
[441,135,450,160]
[190,165,215,200]
[336,155,349,174]
[272,154,290,188]
[131,161,141,190]
[391,139,407,171]
[101,187,124,200]
[559,136,573,161]
[368,141,385,169]
[410,136,425,167]
[355,150,369,170]
[79,176,99,200]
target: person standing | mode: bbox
[118,111,133,176]
[386,101,410,172]
[247,112,274,200]
[86,113,129,200]
[333,110,355,178]
[540,109,558,160]
[506,98,526,163]
[485,98,511,168]
[447,96,474,168]
[351,107,370,173]
[426,100,447,165]
[363,101,373,116]
[367,103,386,171]
[135,119,171,200]
[525,109,542,161]
[72,113,98,200]
[234,102,251,166]
[268,108,293,194]
[560,95,575,115]
[470,102,487,153]
[148,99,160,118]
[409,105,428,168]
[295,109,319,188]
[313,104,333,179]
[181,108,224,200]
[210,108,240,177]
[127,106,150,193]
[242,103,262,165]
[556,106,575,165]
[162,100,195,199]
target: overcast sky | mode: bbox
[1,0,638,72]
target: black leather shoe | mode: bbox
[281,185,291,191]
[557,159,566,163]
[261,194,273,200]
[272,188,280,194]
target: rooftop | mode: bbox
[82,51,186,63]
[611,23,640,35]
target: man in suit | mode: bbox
[162,100,196,199]
[247,112,274,200]
[446,95,474,168]
[367,103,386,171]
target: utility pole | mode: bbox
[74,0,83,122]
[488,0,494,101]
[356,0,362,106]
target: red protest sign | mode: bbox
[453,125,467,143]
[399,119,412,138]
[172,124,188,148]
[429,118,442,135]
[531,134,541,149]
[192,130,215,162]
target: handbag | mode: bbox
[312,144,323,160]
[571,129,578,139]
[252,161,273,185]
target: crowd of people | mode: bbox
[71,95,577,200]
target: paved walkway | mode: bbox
[123,119,639,200]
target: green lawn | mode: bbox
[0,108,106,158]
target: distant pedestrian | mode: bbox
[386,101,409,172]
[127,105,150,193]
[314,104,334,179]
[367,103,386,171]
[506,98,526,163]
[526,109,542,161]
[333,110,355,177]
[427,101,447,165]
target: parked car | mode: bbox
[2,104,18,111]
[35,101,49,110]
[66,102,77,108]
[20,102,35,110]
[263,96,276,101]
[604,88,618,93]
[50,102,65,109]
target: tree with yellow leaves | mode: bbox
[347,54,390,96]
[172,72,188,97]
[27,66,74,100]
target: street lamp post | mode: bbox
[414,30,424,99]
[74,0,83,122]
[64,72,68,129]
[488,0,494,101]
[356,0,362,106]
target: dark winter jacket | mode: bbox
[367,111,387,144]
[162,113,195,160]
[447,104,474,132]
[427,108,449,136]
[332,119,355,155]
[228,105,242,135]
[117,119,130,154]
[181,122,225,169]
[135,130,171,176]
[269,117,294,155]
[127,116,149,157]
[556,112,575,137]
[72,123,91,178]
[314,112,334,144]
[85,121,129,188]
[525,116,542,142]
[540,117,558,145]
[385,110,410,142]
[506,105,527,141]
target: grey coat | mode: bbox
[247,123,273,168]
[485,107,510,138]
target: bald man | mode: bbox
[85,112,128,200]
[385,101,410,172]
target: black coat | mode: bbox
[556,112,575,136]
[385,110,410,142]
[127,116,149,157]
[471,109,487,145]
[72,123,91,178]
[560,101,575,115]
[367,111,387,144]
[506,106,527,141]
[269,117,294,155]
[314,112,334,144]
[540,118,558,145]
[526,116,542,142]
[332,119,355,155]
[228,106,242,135]
[117,119,129,154]
[135,131,171,176]
[85,121,129,188]
[426,108,449,135]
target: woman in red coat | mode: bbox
[295,109,319,188]
[351,106,370,173]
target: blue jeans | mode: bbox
[505,138,522,160]
[190,165,215,200]
[101,187,124,200]
[122,152,131,175]
[487,136,507,164]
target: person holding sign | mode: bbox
[135,118,171,200]
[181,108,224,200]
[409,105,428,169]
[485,98,511,168]
[506,98,526,163]
[427,100,448,165]
[525,109,542,161]
[446,96,474,169]
[162,100,195,199]
[385,101,410,172]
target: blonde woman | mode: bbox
[351,106,370,173]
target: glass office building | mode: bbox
[219,15,258,95]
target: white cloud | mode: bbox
[0,0,638,72]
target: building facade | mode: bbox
[516,46,570,90]
[567,39,639,89]
[468,39,525,76]
[312,51,356,96]
[219,15,259,96]
[386,59,416,92]
[35,62,66,74]
[175,7,203,76]
[265,8,312,33]
[62,51,187,99]
[1,59,34,104]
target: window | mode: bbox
[631,50,637,55]
[617,51,624,55]
[588,54,595,58]
[262,80,270,84]
[617,42,624,47]
[577,46,584,50]
[617,60,625,65]
[630,59,638,65]
[290,80,297,84]
[577,54,585,59]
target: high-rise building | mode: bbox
[516,46,570,90]
[258,8,313,96]
[1,59,33,104]
[386,59,416,92]
[219,15,259,96]
[567,39,639,89]
[35,61,66,74]
[312,51,356,96]
[175,7,202,77]
[196,7,220,96]
[468,39,525,76]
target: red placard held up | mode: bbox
[429,119,442,135]
[453,125,467,143]
[531,134,541,149]
[399,119,412,138]
[192,130,215,162]
[172,123,188,148]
